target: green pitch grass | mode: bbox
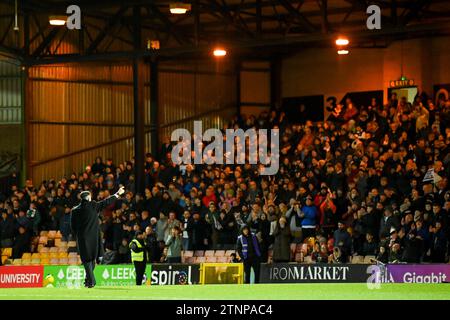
[0,283,449,300]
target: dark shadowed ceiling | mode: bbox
[1,0,450,64]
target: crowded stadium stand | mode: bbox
[0,1,449,294]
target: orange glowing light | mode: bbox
[335,38,349,46]
[338,50,349,55]
[213,48,227,57]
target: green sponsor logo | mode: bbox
[43,266,85,288]
[43,265,152,287]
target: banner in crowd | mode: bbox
[151,264,200,285]
[259,263,373,283]
[42,265,152,287]
[385,264,450,283]
[0,266,44,288]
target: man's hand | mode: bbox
[115,186,125,198]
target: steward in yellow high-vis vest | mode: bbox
[129,231,147,285]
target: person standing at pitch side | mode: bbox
[71,186,125,288]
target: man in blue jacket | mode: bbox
[237,226,261,284]
[301,196,318,239]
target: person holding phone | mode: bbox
[165,226,183,263]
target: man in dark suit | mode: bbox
[71,186,124,288]
[379,207,399,240]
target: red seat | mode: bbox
[193,250,204,257]
[216,257,228,263]
[194,257,206,263]
[204,250,215,257]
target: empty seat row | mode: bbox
[39,230,63,239]
[1,247,12,257]
[350,255,376,264]
[182,256,230,264]
[183,250,235,258]
[22,252,74,260]
[38,246,68,254]
[38,237,76,247]
[13,257,80,266]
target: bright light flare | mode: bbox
[49,16,66,26]
[335,38,349,46]
[338,50,349,55]
[213,48,227,57]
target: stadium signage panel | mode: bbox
[389,78,415,88]
[95,265,152,286]
[151,264,200,285]
[43,265,152,287]
[43,265,85,287]
[0,266,44,288]
[259,264,372,283]
[384,264,450,283]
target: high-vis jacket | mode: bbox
[129,239,144,262]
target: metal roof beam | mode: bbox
[85,6,129,54]
[278,0,316,33]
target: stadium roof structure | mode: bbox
[1,0,450,64]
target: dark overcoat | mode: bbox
[272,223,292,262]
[71,196,117,263]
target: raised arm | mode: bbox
[93,186,125,212]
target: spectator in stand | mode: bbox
[91,157,106,175]
[181,211,192,250]
[1,211,15,248]
[118,238,130,263]
[59,207,72,241]
[0,97,448,268]
[187,212,209,250]
[301,196,318,240]
[430,221,447,262]
[328,246,344,263]
[401,228,423,263]
[272,217,291,263]
[145,226,159,263]
[362,233,378,256]
[333,221,352,261]
[311,243,329,263]
[217,209,237,249]
[12,226,31,259]
[165,226,182,263]
[285,200,303,244]
[156,212,168,242]
[319,190,337,238]
[166,211,181,239]
[205,201,220,248]
[230,252,241,263]
[389,243,402,263]
[26,202,41,236]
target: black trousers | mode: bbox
[243,257,260,284]
[83,261,96,287]
[134,261,146,286]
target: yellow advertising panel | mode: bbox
[200,263,244,285]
